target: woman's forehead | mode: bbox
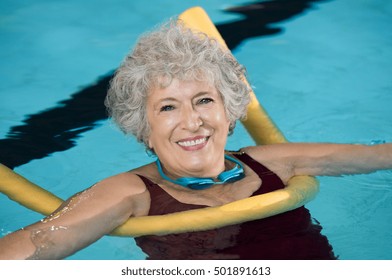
[149,75,216,94]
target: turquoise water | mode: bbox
[1,0,391,259]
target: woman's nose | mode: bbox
[180,106,203,131]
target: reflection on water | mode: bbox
[0,74,112,169]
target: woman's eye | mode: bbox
[197,98,214,105]
[160,105,175,112]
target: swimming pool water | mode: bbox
[1,0,391,259]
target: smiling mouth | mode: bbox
[177,137,208,148]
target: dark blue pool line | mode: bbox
[0,0,328,169]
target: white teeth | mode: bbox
[178,137,207,147]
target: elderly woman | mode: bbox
[0,20,391,260]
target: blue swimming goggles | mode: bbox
[156,155,245,190]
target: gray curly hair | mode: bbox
[105,19,251,150]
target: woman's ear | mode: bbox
[228,120,236,136]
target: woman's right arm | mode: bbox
[0,172,150,260]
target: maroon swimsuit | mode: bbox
[135,152,336,259]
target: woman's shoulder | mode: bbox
[238,145,294,184]
[97,163,156,196]
[240,143,295,161]
[93,166,154,217]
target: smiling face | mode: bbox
[147,79,231,179]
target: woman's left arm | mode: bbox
[244,143,392,183]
